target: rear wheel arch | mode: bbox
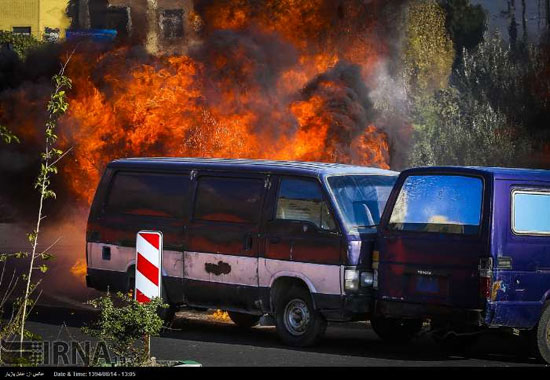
[541,291,550,306]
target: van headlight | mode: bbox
[344,268,360,291]
[344,268,374,292]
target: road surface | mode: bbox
[23,305,545,367]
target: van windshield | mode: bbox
[328,175,397,232]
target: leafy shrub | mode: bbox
[0,31,44,60]
[83,292,167,366]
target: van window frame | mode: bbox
[511,188,550,237]
[324,173,397,233]
[191,173,267,226]
[272,175,341,233]
[102,169,191,220]
[381,172,487,239]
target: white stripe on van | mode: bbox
[183,251,258,287]
[87,242,182,278]
[88,243,343,296]
[258,258,342,295]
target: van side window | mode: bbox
[512,191,550,235]
[388,175,483,235]
[107,172,190,218]
[276,178,336,231]
[194,177,264,223]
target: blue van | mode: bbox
[373,166,550,363]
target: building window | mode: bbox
[160,9,184,39]
[12,27,31,36]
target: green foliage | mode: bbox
[408,88,528,167]
[453,32,548,133]
[83,292,167,366]
[401,0,455,94]
[0,125,19,144]
[15,57,73,351]
[439,0,487,54]
[0,31,44,60]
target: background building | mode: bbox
[69,0,196,54]
[0,0,71,41]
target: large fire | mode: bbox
[55,0,394,204]
[0,1,400,288]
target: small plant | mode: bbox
[8,52,74,352]
[0,125,19,144]
[83,292,167,366]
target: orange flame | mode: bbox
[70,258,87,282]
[211,309,231,322]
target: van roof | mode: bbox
[402,166,550,182]
[108,157,399,177]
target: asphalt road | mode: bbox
[22,305,547,367]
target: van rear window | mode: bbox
[194,177,264,223]
[512,191,550,235]
[388,175,483,235]
[107,172,190,218]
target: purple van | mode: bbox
[373,166,550,363]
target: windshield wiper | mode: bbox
[354,224,379,229]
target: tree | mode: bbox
[408,87,528,167]
[401,0,455,95]
[439,0,487,55]
[452,33,543,133]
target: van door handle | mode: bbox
[269,237,281,244]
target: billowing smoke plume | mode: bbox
[1,1,408,213]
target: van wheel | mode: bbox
[228,311,260,328]
[371,316,423,343]
[274,285,327,347]
[531,303,550,364]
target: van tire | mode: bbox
[531,303,550,364]
[228,311,260,328]
[274,285,327,347]
[371,316,423,343]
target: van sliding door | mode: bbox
[183,173,267,312]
